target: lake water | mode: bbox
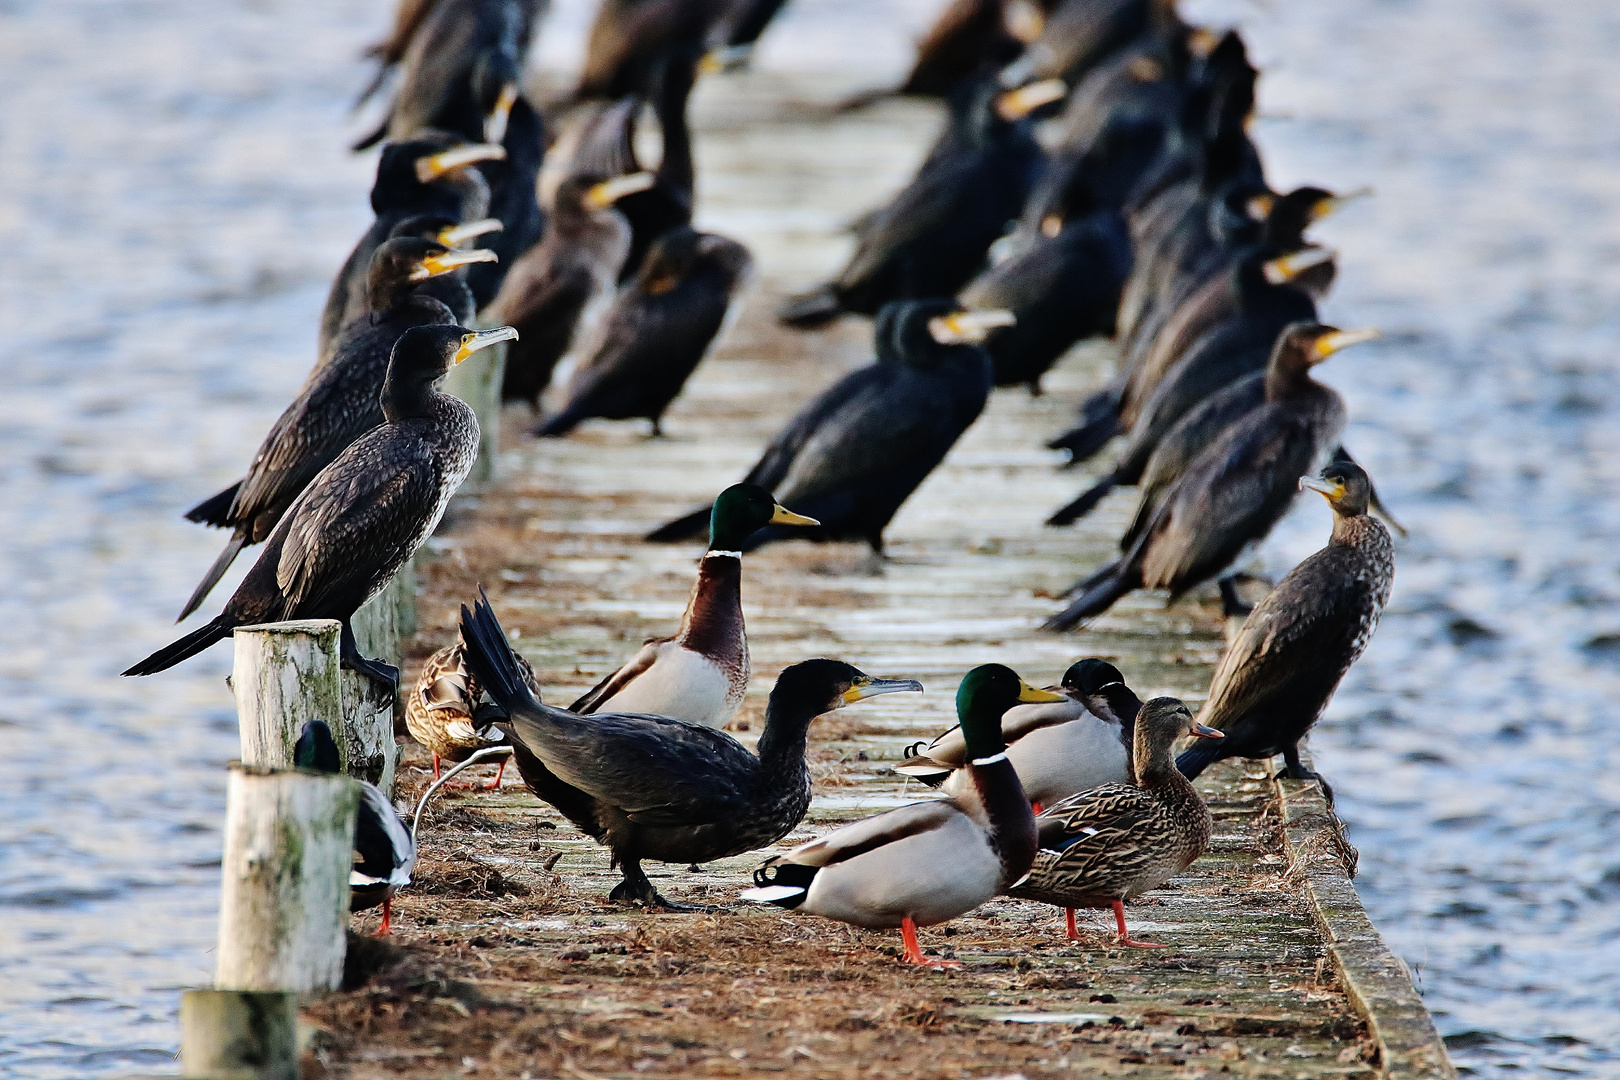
[0,0,1616,1076]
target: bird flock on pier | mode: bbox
[125,0,1398,964]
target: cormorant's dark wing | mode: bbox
[836,151,987,291]
[275,427,439,614]
[560,279,729,411]
[739,363,901,493]
[1198,544,1378,732]
[1139,410,1316,590]
[504,706,761,826]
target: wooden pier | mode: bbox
[268,72,1449,1079]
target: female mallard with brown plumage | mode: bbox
[404,639,539,788]
[893,658,1143,807]
[742,665,1063,966]
[1008,697,1222,946]
[569,483,816,728]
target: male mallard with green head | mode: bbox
[1008,698,1222,946]
[742,665,1063,966]
[570,483,817,727]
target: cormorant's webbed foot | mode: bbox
[339,622,400,692]
[1218,576,1253,618]
[1280,745,1335,806]
[609,865,725,913]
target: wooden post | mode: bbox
[442,321,506,486]
[215,764,358,994]
[180,988,298,1080]
[233,621,396,796]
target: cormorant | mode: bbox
[777,77,1063,328]
[127,323,515,688]
[489,170,654,409]
[573,0,728,102]
[1043,322,1377,629]
[383,212,504,326]
[180,238,496,620]
[1007,697,1221,946]
[455,590,922,908]
[318,134,505,362]
[1176,461,1394,797]
[532,223,753,437]
[295,720,416,936]
[646,299,1009,552]
[740,665,1058,966]
[463,52,548,309]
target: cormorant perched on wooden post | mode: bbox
[1175,461,1394,799]
[646,299,1010,552]
[455,590,922,909]
[180,238,497,620]
[126,323,516,689]
[1042,324,1378,629]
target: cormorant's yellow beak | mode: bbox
[842,675,925,704]
[435,218,503,247]
[995,78,1067,121]
[1017,681,1067,704]
[1247,193,1275,220]
[1310,327,1381,361]
[1189,27,1222,58]
[412,248,499,281]
[584,171,657,209]
[416,143,507,183]
[700,44,753,74]
[769,504,819,527]
[453,325,519,364]
[929,309,1017,345]
[1040,214,1063,238]
[1262,246,1335,285]
[1299,475,1347,502]
[1310,186,1373,222]
[1189,722,1224,739]
[484,83,519,145]
[1005,0,1045,43]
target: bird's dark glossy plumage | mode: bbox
[1009,0,1175,88]
[778,78,1055,328]
[1044,322,1371,629]
[1007,697,1220,947]
[319,134,502,362]
[490,171,652,409]
[1176,461,1394,796]
[128,324,507,689]
[533,224,753,437]
[574,0,728,102]
[295,720,416,934]
[455,590,921,908]
[646,299,1000,552]
[179,239,493,620]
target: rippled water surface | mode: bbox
[1,0,1617,1076]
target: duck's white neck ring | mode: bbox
[971,752,1008,766]
[705,550,743,559]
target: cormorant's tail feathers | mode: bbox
[184,480,242,527]
[123,617,235,677]
[1042,562,1138,631]
[456,588,543,720]
[1046,475,1117,527]
[350,114,391,153]
[1046,414,1121,466]
[644,505,712,544]
[531,408,584,438]
[178,530,248,622]
[777,287,843,329]
[1175,736,1227,780]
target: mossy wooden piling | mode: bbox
[179,989,298,1080]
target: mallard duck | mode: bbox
[456,590,922,909]
[741,665,1062,967]
[1176,461,1394,798]
[126,325,515,690]
[646,300,1007,553]
[894,659,1143,806]
[404,639,541,788]
[295,720,416,936]
[1007,697,1221,946]
[572,484,816,728]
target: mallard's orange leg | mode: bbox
[481,757,508,790]
[1032,801,1044,814]
[1065,908,1078,939]
[900,916,961,968]
[432,754,442,780]
[1113,900,1163,948]
[375,897,394,937]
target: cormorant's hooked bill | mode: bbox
[1308,327,1381,361]
[585,172,658,209]
[1262,247,1336,285]
[929,308,1016,345]
[411,248,498,280]
[841,674,926,704]
[415,142,507,183]
[454,326,519,364]
[436,218,504,247]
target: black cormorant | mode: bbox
[647,299,1008,552]
[1175,461,1394,798]
[181,238,495,620]
[129,324,515,687]
[777,77,1062,328]
[532,224,752,437]
[383,212,504,325]
[573,0,728,102]
[1043,322,1376,629]
[456,590,921,908]
[489,171,655,409]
